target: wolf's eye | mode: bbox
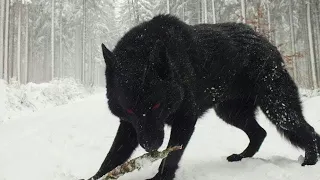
[152,103,160,110]
[126,109,134,114]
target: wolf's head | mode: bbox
[101,40,184,152]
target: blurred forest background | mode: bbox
[0,0,320,89]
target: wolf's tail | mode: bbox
[248,41,320,164]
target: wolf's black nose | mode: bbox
[141,141,161,152]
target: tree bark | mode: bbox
[4,0,10,82]
[289,0,297,82]
[203,0,207,23]
[59,0,63,78]
[198,1,202,23]
[82,0,86,83]
[0,0,5,79]
[9,4,14,80]
[267,2,271,41]
[25,4,29,83]
[306,1,318,89]
[101,146,182,180]
[182,0,185,21]
[75,27,81,81]
[17,2,22,83]
[51,0,55,80]
[241,0,246,23]
[211,0,216,23]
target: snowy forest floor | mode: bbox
[0,78,103,122]
[1,88,320,179]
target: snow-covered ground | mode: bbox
[1,78,103,122]
[1,90,320,180]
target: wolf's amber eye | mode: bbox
[126,109,134,114]
[152,103,160,110]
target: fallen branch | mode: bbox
[99,146,183,180]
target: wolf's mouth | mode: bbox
[139,135,163,152]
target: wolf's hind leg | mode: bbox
[256,70,319,166]
[215,99,267,162]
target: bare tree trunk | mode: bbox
[314,0,320,81]
[75,27,81,80]
[167,0,170,14]
[131,0,136,24]
[241,0,246,23]
[45,37,50,82]
[203,0,207,23]
[318,0,320,62]
[201,0,205,23]
[181,0,185,21]
[25,4,29,83]
[198,1,202,23]
[51,0,55,80]
[134,0,140,24]
[59,0,63,78]
[4,0,10,82]
[0,0,5,79]
[267,2,271,41]
[9,5,14,80]
[211,0,216,23]
[90,38,93,85]
[289,0,297,82]
[127,0,132,24]
[97,64,100,86]
[82,0,86,83]
[307,1,318,89]
[17,2,22,83]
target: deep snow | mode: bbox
[1,92,320,180]
[2,78,102,122]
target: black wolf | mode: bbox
[87,15,320,180]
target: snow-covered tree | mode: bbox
[0,0,5,79]
[0,0,319,90]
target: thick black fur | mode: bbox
[87,15,320,180]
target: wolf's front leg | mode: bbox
[148,114,196,180]
[88,121,138,180]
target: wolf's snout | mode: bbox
[138,130,164,152]
[140,140,162,152]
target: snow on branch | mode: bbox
[99,146,183,180]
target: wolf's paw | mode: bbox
[301,148,318,166]
[227,154,245,162]
[301,158,318,166]
[301,155,318,166]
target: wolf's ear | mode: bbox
[102,43,114,70]
[150,40,174,80]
